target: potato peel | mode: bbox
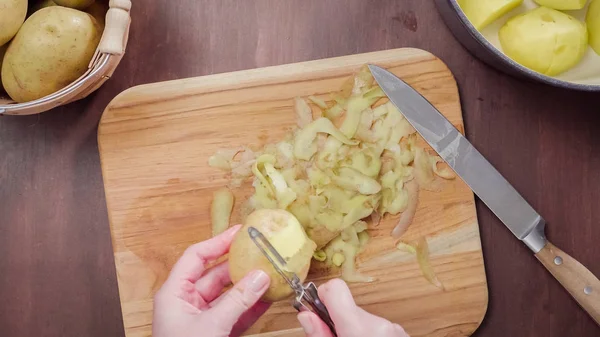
[415,238,444,289]
[396,238,444,289]
[209,66,454,285]
[391,180,419,239]
[211,188,235,236]
[295,97,313,128]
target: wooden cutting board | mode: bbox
[98,48,488,337]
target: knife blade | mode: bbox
[369,64,545,250]
[369,64,600,325]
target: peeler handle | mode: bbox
[304,283,337,336]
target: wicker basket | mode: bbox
[0,0,132,115]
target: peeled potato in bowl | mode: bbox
[588,0,600,55]
[458,0,523,30]
[533,0,587,10]
[499,6,588,76]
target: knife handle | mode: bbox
[535,241,600,325]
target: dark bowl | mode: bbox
[435,0,600,92]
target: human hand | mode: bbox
[153,225,272,337]
[297,279,409,337]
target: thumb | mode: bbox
[297,311,334,337]
[317,279,409,337]
[318,278,360,328]
[208,270,271,331]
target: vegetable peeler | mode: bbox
[248,226,337,336]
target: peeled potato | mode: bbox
[53,0,94,10]
[2,7,101,102]
[229,209,317,302]
[499,7,588,76]
[533,0,587,10]
[458,0,523,30]
[0,0,28,47]
[588,0,600,55]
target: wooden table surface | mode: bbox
[0,1,598,336]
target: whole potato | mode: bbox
[53,0,94,10]
[588,0,600,55]
[0,0,28,46]
[29,0,58,15]
[2,7,101,103]
[85,0,108,28]
[0,44,7,92]
[229,209,317,302]
[499,7,588,76]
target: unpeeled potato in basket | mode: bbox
[0,0,28,47]
[0,45,7,93]
[29,0,58,14]
[53,0,95,10]
[1,6,101,103]
[30,0,107,28]
[85,0,108,28]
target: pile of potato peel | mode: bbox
[209,66,455,285]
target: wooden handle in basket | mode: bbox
[535,241,600,325]
[99,0,132,54]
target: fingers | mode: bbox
[194,261,231,303]
[166,225,241,286]
[318,278,359,327]
[207,270,271,331]
[297,311,334,337]
[317,279,410,337]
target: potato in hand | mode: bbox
[228,209,316,302]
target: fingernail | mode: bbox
[227,225,242,237]
[297,313,314,334]
[248,270,270,292]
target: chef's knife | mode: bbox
[369,64,600,325]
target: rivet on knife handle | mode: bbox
[535,241,600,325]
[369,64,600,326]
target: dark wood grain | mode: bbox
[0,1,598,336]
